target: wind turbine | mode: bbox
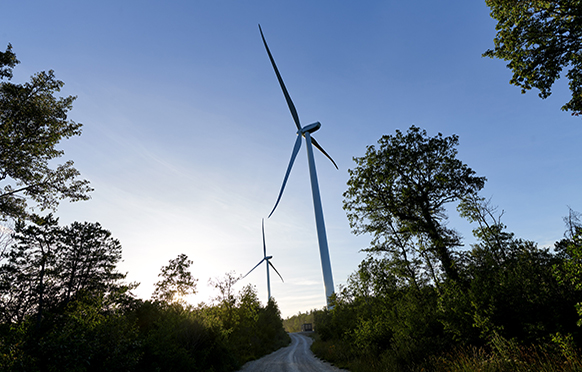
[259,25,337,308]
[242,219,284,302]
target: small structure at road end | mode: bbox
[301,323,313,332]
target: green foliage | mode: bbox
[0,44,290,372]
[344,125,485,283]
[314,257,446,371]
[313,129,582,372]
[34,293,141,372]
[134,301,235,372]
[152,253,198,305]
[429,334,582,372]
[1,265,290,372]
[283,310,318,332]
[0,45,91,221]
[0,216,131,325]
[553,208,582,325]
[0,44,18,80]
[204,273,290,365]
[484,0,582,116]
[0,293,141,372]
[441,198,582,345]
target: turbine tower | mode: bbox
[259,25,337,308]
[242,219,284,302]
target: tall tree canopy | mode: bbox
[0,44,91,221]
[343,126,486,283]
[484,0,582,116]
[0,216,128,324]
[152,253,198,305]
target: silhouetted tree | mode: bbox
[152,253,197,305]
[343,126,485,283]
[0,44,91,221]
[484,0,582,116]
[0,216,128,325]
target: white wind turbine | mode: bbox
[259,25,337,308]
[242,219,284,302]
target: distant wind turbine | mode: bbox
[242,219,284,302]
[259,25,337,308]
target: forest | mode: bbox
[0,44,290,371]
[286,126,582,371]
[285,2,582,369]
[0,217,289,372]
[4,1,582,371]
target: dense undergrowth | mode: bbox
[0,219,289,372]
[301,213,582,371]
[300,216,582,372]
[288,127,582,372]
[310,331,582,372]
[0,284,290,372]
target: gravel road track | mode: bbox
[237,332,348,372]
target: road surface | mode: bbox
[237,332,348,372]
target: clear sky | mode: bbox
[2,1,581,318]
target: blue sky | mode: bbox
[2,1,581,317]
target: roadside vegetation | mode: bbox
[0,45,289,372]
[0,218,290,372]
[5,1,582,369]
[289,126,582,371]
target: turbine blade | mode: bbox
[262,219,267,258]
[243,258,266,279]
[269,261,284,283]
[258,24,302,131]
[268,135,302,218]
[311,136,339,170]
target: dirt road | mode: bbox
[237,332,348,372]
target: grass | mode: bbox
[310,333,582,372]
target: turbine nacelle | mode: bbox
[300,122,321,134]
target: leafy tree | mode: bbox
[0,223,13,257]
[0,216,129,325]
[343,126,485,283]
[315,255,446,370]
[229,284,262,362]
[554,208,582,325]
[151,253,197,305]
[0,215,61,325]
[58,221,127,303]
[283,310,317,332]
[208,271,241,331]
[0,44,18,80]
[133,301,235,372]
[34,293,141,372]
[440,197,582,345]
[256,298,289,352]
[484,0,582,116]
[0,44,92,221]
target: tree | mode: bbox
[0,216,129,324]
[151,253,197,305]
[438,198,582,345]
[208,271,242,331]
[484,0,582,116]
[554,208,582,325]
[0,214,61,325]
[343,126,485,283]
[58,221,127,303]
[0,223,13,259]
[0,44,92,221]
[0,44,18,80]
